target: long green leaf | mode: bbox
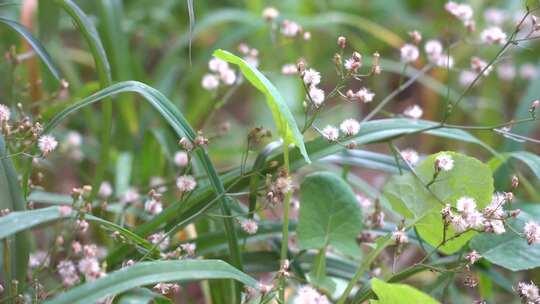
[0,136,30,295]
[44,260,258,304]
[213,49,310,163]
[0,17,60,79]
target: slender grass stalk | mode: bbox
[279,139,292,302]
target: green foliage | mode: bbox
[384,151,494,254]
[369,278,439,304]
[213,49,310,163]
[44,260,258,304]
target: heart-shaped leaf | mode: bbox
[370,278,439,304]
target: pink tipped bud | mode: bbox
[337,36,347,49]
[409,30,422,44]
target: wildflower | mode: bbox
[424,40,443,59]
[148,232,170,250]
[173,151,189,167]
[524,221,540,245]
[354,87,375,103]
[240,219,258,235]
[29,251,50,269]
[201,74,219,90]
[441,204,453,219]
[179,137,194,151]
[471,57,493,76]
[344,58,360,72]
[281,63,298,75]
[465,250,481,264]
[517,281,540,303]
[435,54,454,68]
[303,32,311,40]
[176,175,197,193]
[400,44,419,63]
[208,58,228,73]
[38,135,58,155]
[435,153,454,171]
[83,244,98,257]
[75,219,89,233]
[356,194,372,208]
[480,26,507,45]
[72,241,82,254]
[281,20,302,37]
[322,125,339,141]
[465,211,485,229]
[78,256,102,281]
[293,285,330,304]
[445,2,474,23]
[531,100,540,113]
[122,259,135,268]
[96,181,112,198]
[400,149,419,165]
[456,197,477,214]
[219,69,236,85]
[485,219,506,234]
[303,68,321,86]
[512,175,519,188]
[403,104,423,119]
[484,192,506,217]
[120,187,140,204]
[497,63,516,81]
[0,104,10,123]
[459,70,477,87]
[57,260,79,287]
[339,118,360,136]
[180,243,196,257]
[391,228,409,244]
[153,282,178,295]
[409,30,422,44]
[58,205,72,216]
[262,7,279,21]
[64,131,82,148]
[144,198,163,215]
[451,215,468,232]
[258,283,273,294]
[484,8,506,25]
[337,36,347,48]
[307,86,325,107]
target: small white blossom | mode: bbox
[487,219,506,234]
[240,219,258,235]
[120,187,140,204]
[400,149,419,165]
[451,215,468,232]
[322,125,339,141]
[465,250,481,264]
[356,194,372,208]
[355,87,375,103]
[176,175,197,193]
[459,70,477,87]
[59,205,73,216]
[208,58,229,73]
[180,243,197,257]
[471,57,493,76]
[497,63,516,81]
[445,1,474,22]
[173,151,189,167]
[64,131,82,148]
[400,44,419,63]
[75,219,89,233]
[201,74,219,90]
[281,20,302,37]
[303,68,321,86]
[391,228,409,244]
[98,181,113,198]
[403,104,423,119]
[148,232,170,251]
[38,135,58,155]
[464,210,485,229]
[307,86,325,107]
[456,197,477,214]
[219,69,236,85]
[78,257,102,281]
[0,104,10,123]
[435,54,454,68]
[57,260,79,287]
[480,26,507,45]
[436,153,454,171]
[262,7,279,21]
[303,31,311,40]
[293,285,330,304]
[424,40,443,59]
[29,251,50,269]
[281,63,298,75]
[524,221,540,245]
[339,118,360,136]
[518,281,540,303]
[144,199,163,215]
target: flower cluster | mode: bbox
[201,57,237,91]
[293,285,330,304]
[517,281,540,304]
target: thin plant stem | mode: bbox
[279,139,292,303]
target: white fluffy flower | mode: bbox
[480,26,507,44]
[339,118,360,136]
[281,63,298,75]
[0,104,10,124]
[57,260,79,287]
[208,58,229,73]
[240,219,258,235]
[445,1,474,22]
[356,87,375,103]
[262,7,279,21]
[78,257,102,281]
[435,54,454,68]
[451,215,468,232]
[64,131,82,148]
[173,151,189,167]
[293,285,330,304]
[281,20,301,37]
[436,153,454,171]
[303,68,321,86]
[497,63,516,80]
[148,232,170,251]
[356,194,372,208]
[219,69,237,85]
[176,175,197,193]
[321,125,339,141]
[471,57,493,76]
[456,197,477,214]
[38,135,58,155]
[424,40,443,59]
[144,199,163,215]
[485,192,506,217]
[29,251,50,269]
[459,70,477,87]
[120,187,139,204]
[400,149,419,165]
[524,221,540,245]
[201,74,219,90]
[403,104,423,119]
[488,219,506,234]
[400,44,419,63]
[98,181,113,198]
[391,228,409,244]
[518,281,540,303]
[464,210,485,229]
[307,86,325,107]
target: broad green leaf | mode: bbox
[488,151,540,181]
[0,17,61,79]
[297,172,362,256]
[370,278,439,304]
[44,260,258,304]
[0,136,30,292]
[384,152,494,254]
[471,204,540,271]
[213,49,310,163]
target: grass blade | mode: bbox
[44,260,258,304]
